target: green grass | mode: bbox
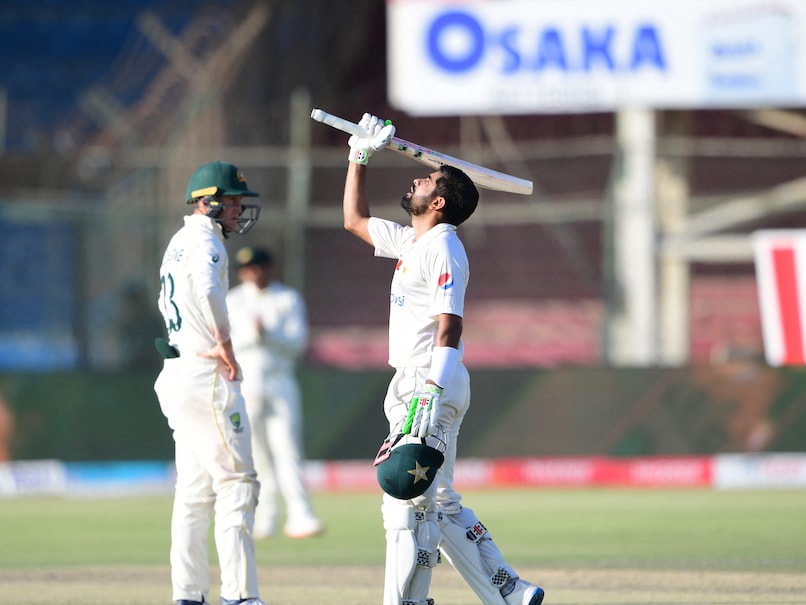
[477,488,806,571]
[0,488,803,572]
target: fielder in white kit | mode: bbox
[154,161,267,605]
[341,114,545,605]
[227,245,324,539]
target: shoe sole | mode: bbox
[284,527,325,539]
[528,587,545,605]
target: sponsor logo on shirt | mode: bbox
[438,273,454,290]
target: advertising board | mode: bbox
[387,0,805,114]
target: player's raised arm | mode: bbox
[342,113,395,245]
[343,162,372,244]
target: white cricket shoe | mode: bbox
[502,579,545,605]
[252,522,277,540]
[220,599,267,605]
[284,517,325,539]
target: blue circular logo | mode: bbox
[427,11,485,73]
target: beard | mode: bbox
[400,191,429,216]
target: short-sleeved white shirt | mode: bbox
[157,214,231,361]
[368,217,467,368]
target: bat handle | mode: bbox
[310,108,366,137]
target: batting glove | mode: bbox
[348,113,395,165]
[403,384,443,439]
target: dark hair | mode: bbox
[435,165,479,226]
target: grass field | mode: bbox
[0,488,804,604]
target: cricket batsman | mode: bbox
[342,114,546,605]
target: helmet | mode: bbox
[235,246,273,269]
[185,161,258,202]
[186,161,260,235]
[375,440,445,500]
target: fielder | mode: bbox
[153,161,267,605]
[228,245,324,539]
[342,114,545,605]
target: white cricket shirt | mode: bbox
[368,217,467,368]
[228,280,308,375]
[157,214,231,360]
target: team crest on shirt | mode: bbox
[438,273,454,290]
[229,412,243,433]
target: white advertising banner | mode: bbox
[387,0,806,115]
[753,230,806,367]
[714,453,806,489]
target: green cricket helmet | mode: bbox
[185,161,261,235]
[374,435,445,500]
[186,161,259,201]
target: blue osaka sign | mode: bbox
[426,10,667,75]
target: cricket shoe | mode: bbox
[252,522,277,540]
[502,579,545,605]
[284,517,325,539]
[220,599,267,605]
[176,600,207,605]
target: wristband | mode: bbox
[422,384,443,395]
[426,346,461,389]
[348,148,369,165]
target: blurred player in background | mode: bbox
[154,161,267,605]
[227,245,324,539]
[341,114,545,605]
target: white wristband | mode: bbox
[426,346,461,389]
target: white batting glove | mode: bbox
[403,384,443,439]
[348,113,395,165]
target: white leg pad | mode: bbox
[408,509,440,603]
[382,499,440,605]
[438,506,516,605]
[383,500,417,605]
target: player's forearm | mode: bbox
[199,287,231,343]
[343,162,373,244]
[435,313,463,348]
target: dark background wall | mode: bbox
[2,362,804,462]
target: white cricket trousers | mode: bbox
[155,358,261,603]
[383,363,471,508]
[381,364,520,605]
[241,370,317,532]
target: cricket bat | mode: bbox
[310,108,533,195]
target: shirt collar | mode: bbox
[185,213,225,242]
[414,222,456,246]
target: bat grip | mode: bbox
[310,108,366,137]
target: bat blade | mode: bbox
[310,108,533,195]
[389,136,533,195]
